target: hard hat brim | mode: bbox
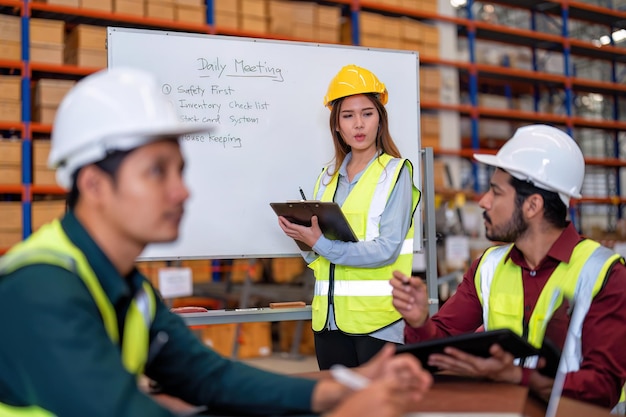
[473,152,582,204]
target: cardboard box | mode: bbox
[0,201,22,230]
[32,140,51,168]
[421,113,439,137]
[0,41,20,61]
[237,322,272,359]
[214,11,238,28]
[0,140,20,164]
[65,24,106,50]
[146,1,175,20]
[241,0,267,18]
[271,257,305,283]
[33,0,80,6]
[113,0,144,15]
[214,0,238,14]
[64,48,107,68]
[30,18,65,45]
[174,0,204,5]
[293,24,315,39]
[175,4,206,24]
[240,15,267,33]
[32,105,57,124]
[0,100,20,123]
[0,76,21,101]
[316,5,341,26]
[315,26,341,44]
[0,230,22,249]
[279,320,315,355]
[201,323,237,357]
[0,15,21,42]
[34,79,76,107]
[30,43,64,65]
[32,200,66,231]
[0,140,21,184]
[80,0,112,12]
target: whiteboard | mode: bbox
[107,27,422,259]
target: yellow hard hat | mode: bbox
[323,64,388,108]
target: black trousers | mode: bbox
[314,330,394,370]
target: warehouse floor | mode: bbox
[241,353,319,374]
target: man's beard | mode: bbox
[484,205,528,243]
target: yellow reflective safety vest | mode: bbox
[0,220,156,416]
[474,239,621,373]
[310,154,420,334]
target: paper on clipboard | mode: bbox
[270,201,358,251]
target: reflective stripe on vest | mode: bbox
[0,220,156,415]
[474,239,620,374]
[310,154,420,334]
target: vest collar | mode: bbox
[61,212,139,304]
[507,222,583,269]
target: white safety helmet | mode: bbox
[49,67,211,189]
[474,124,585,207]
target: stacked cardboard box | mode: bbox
[315,4,342,44]
[268,1,341,43]
[64,24,107,68]
[240,0,268,33]
[32,78,76,124]
[33,0,80,6]
[32,140,57,186]
[30,18,64,65]
[0,202,22,249]
[360,12,402,49]
[80,0,112,13]
[113,0,144,16]
[174,0,206,25]
[146,0,175,20]
[0,76,21,124]
[31,199,66,232]
[31,81,66,125]
[271,257,305,284]
[0,15,21,61]
[201,322,272,359]
[420,113,440,149]
[214,0,239,29]
[279,320,315,355]
[400,0,437,13]
[0,140,21,185]
[420,67,441,103]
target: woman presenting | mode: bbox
[278,64,420,370]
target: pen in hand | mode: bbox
[299,187,307,200]
[330,364,370,390]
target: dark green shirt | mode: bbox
[0,212,316,417]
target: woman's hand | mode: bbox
[277,215,323,249]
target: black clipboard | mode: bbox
[270,201,358,251]
[395,329,539,373]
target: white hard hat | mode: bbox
[49,67,212,189]
[474,124,585,207]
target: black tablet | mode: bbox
[395,329,539,373]
[270,201,358,251]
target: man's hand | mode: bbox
[427,343,522,383]
[390,271,430,328]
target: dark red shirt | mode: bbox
[405,223,626,408]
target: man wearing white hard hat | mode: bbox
[391,125,626,411]
[0,68,432,417]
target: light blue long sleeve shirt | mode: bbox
[304,153,416,342]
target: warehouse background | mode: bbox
[0,0,625,358]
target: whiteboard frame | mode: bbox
[107,27,424,260]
